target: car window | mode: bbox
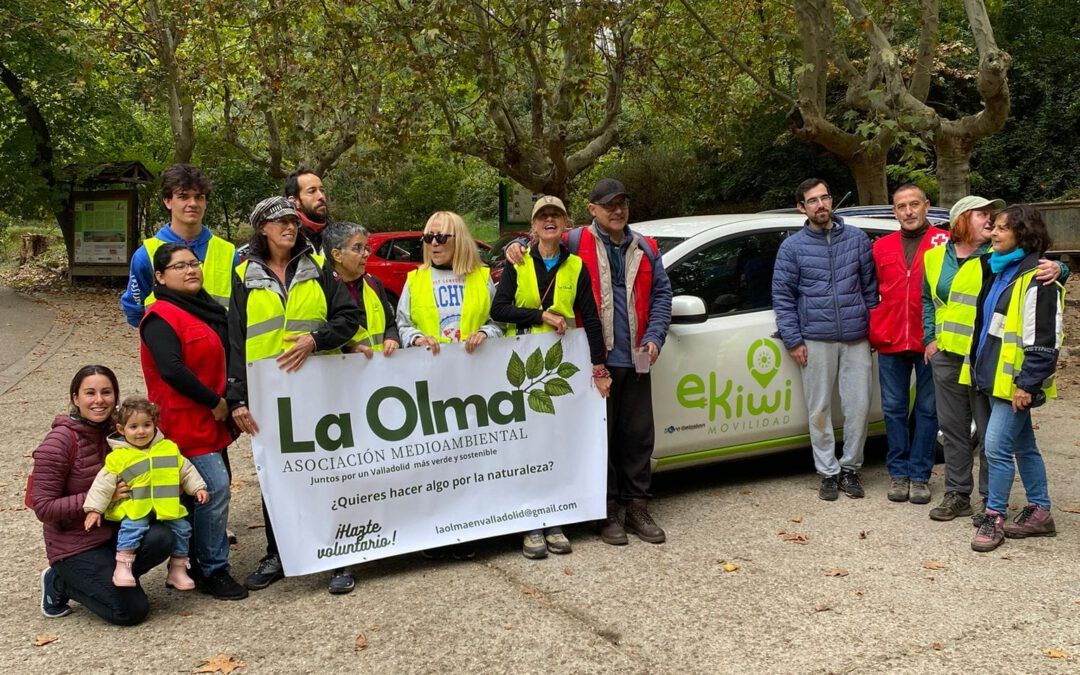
[379,237,424,263]
[652,236,686,254]
[667,230,787,316]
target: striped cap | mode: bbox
[250,196,299,227]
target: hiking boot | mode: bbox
[909,482,931,505]
[1004,504,1057,539]
[165,556,195,591]
[972,498,988,528]
[839,470,864,499]
[544,527,572,555]
[600,501,628,545]
[887,478,910,502]
[244,553,284,590]
[201,569,248,600]
[112,550,136,587]
[819,475,839,501]
[40,567,71,619]
[971,511,1005,552]
[522,530,548,559]
[929,492,973,521]
[625,499,666,544]
[328,568,355,594]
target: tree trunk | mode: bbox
[934,126,977,208]
[844,151,889,205]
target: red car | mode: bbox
[366,231,492,305]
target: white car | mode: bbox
[636,214,897,471]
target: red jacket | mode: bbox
[869,226,949,353]
[141,300,232,458]
[30,415,114,565]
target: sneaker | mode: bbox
[929,492,973,521]
[1003,504,1057,539]
[838,470,864,498]
[244,553,284,590]
[971,510,1006,552]
[909,482,931,505]
[819,475,839,501]
[887,478,910,502]
[328,568,355,594]
[522,531,548,559]
[599,501,628,545]
[448,543,475,560]
[227,529,238,545]
[545,527,572,555]
[625,499,666,544]
[972,498,988,528]
[201,569,249,600]
[40,568,71,619]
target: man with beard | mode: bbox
[284,168,330,254]
[772,178,878,501]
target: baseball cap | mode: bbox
[588,178,629,205]
[530,195,568,220]
[949,195,1005,226]
[250,196,299,227]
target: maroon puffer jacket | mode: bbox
[30,415,115,565]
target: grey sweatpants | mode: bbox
[929,350,989,498]
[802,339,873,476]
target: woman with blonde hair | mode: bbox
[397,211,502,355]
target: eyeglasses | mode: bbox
[422,233,455,245]
[534,210,564,221]
[164,260,202,272]
[598,199,629,212]
[801,194,833,208]
[348,244,372,256]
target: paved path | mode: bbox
[0,287,68,395]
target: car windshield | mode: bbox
[652,236,686,254]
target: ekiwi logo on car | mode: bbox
[676,338,793,428]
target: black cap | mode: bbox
[589,178,629,205]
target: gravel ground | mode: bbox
[2,282,1079,674]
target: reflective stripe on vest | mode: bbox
[103,438,188,522]
[990,270,1063,400]
[923,245,982,356]
[407,266,491,342]
[507,253,581,336]
[143,236,235,308]
[351,278,387,351]
[238,254,334,361]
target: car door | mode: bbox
[376,236,425,299]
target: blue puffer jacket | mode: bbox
[771,216,878,349]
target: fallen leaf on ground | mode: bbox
[719,561,739,572]
[789,516,803,523]
[825,568,849,577]
[738,488,751,495]
[246,523,265,529]
[1060,506,1080,514]
[355,633,367,651]
[33,635,58,647]
[922,560,946,570]
[854,591,864,597]
[781,532,809,544]
[813,604,830,613]
[521,586,539,596]
[858,531,867,539]
[180,610,194,617]
[1043,648,1068,659]
[932,643,943,651]
[563,567,573,576]
[193,654,246,674]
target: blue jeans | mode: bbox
[984,398,1050,513]
[117,516,192,557]
[187,452,232,575]
[878,351,937,482]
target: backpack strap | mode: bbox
[567,227,584,255]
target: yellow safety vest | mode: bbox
[143,235,235,308]
[924,244,983,357]
[507,252,582,336]
[103,438,188,522]
[407,266,490,342]
[350,277,387,351]
[960,268,1064,400]
[238,254,337,361]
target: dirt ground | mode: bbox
[2,278,1079,674]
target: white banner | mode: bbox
[248,331,607,576]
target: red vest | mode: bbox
[573,226,657,348]
[140,301,232,458]
[869,226,949,353]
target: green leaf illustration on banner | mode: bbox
[507,351,526,387]
[544,378,573,396]
[557,362,580,379]
[525,348,544,378]
[528,389,555,414]
[545,341,563,370]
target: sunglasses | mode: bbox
[422,233,455,245]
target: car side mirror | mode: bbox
[671,295,708,324]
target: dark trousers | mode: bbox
[930,350,990,498]
[607,367,655,502]
[262,499,278,556]
[52,524,173,626]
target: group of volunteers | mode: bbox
[773,178,1065,555]
[28,164,673,626]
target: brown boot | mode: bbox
[599,501,628,546]
[166,556,196,590]
[1003,504,1056,538]
[624,499,666,544]
[113,550,136,587]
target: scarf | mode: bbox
[988,248,1027,273]
[299,210,328,234]
[152,283,230,348]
